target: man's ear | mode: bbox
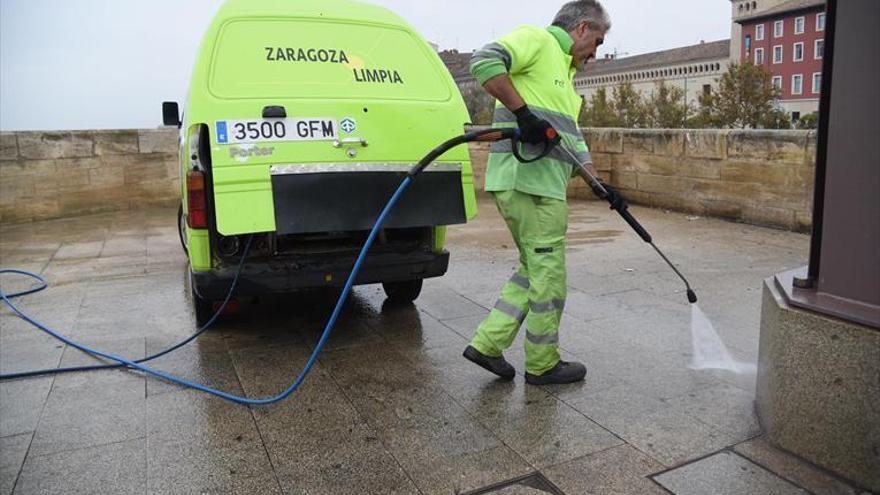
[578,21,590,39]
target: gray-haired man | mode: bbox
[463,1,619,385]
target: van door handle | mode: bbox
[333,138,368,148]
[262,106,287,118]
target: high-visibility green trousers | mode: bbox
[470,190,568,375]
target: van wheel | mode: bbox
[382,279,423,304]
[177,204,188,255]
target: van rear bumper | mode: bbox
[192,250,449,300]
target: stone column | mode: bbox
[756,0,880,491]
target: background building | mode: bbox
[441,1,827,127]
[573,40,730,108]
[733,0,827,121]
[438,49,475,87]
[729,0,793,61]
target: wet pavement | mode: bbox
[0,198,866,494]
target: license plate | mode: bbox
[216,118,337,144]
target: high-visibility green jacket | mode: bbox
[470,26,591,201]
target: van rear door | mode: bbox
[203,18,472,235]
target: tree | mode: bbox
[760,107,793,129]
[695,62,781,128]
[796,111,820,129]
[580,87,619,127]
[646,81,691,128]
[610,83,649,128]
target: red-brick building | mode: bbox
[733,0,827,122]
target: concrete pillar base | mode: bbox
[757,279,880,492]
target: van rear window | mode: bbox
[209,19,451,101]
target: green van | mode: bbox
[163,0,477,325]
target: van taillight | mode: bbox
[187,170,208,229]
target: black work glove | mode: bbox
[513,105,556,146]
[594,180,627,211]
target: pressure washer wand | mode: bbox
[559,147,698,304]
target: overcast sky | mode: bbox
[0,0,732,131]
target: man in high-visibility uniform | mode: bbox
[463,1,623,385]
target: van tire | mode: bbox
[177,204,188,255]
[382,279,423,304]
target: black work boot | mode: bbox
[525,361,587,385]
[463,345,516,381]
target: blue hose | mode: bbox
[0,236,253,380]
[0,176,414,405]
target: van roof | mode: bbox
[216,0,408,26]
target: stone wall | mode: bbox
[468,128,817,231]
[0,129,179,223]
[1,128,816,231]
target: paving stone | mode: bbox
[438,255,515,295]
[231,344,363,436]
[569,385,739,467]
[334,366,468,433]
[653,451,808,495]
[417,285,492,321]
[219,317,305,352]
[363,305,469,354]
[543,444,667,495]
[296,312,385,352]
[480,483,557,494]
[734,437,863,495]
[146,392,279,494]
[413,343,536,404]
[145,389,256,445]
[566,265,642,297]
[439,313,490,341]
[143,344,241,397]
[1,284,85,316]
[464,473,567,494]
[0,264,46,297]
[703,364,760,395]
[471,394,624,469]
[266,423,419,495]
[0,379,52,437]
[146,436,280,494]
[585,305,694,353]
[0,341,63,377]
[554,332,719,402]
[39,259,104,287]
[664,381,761,439]
[0,433,31,495]
[387,440,531,495]
[322,346,533,493]
[29,380,146,457]
[99,235,147,257]
[14,438,145,495]
[50,336,145,392]
[69,313,156,343]
[52,240,104,260]
[563,288,640,323]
